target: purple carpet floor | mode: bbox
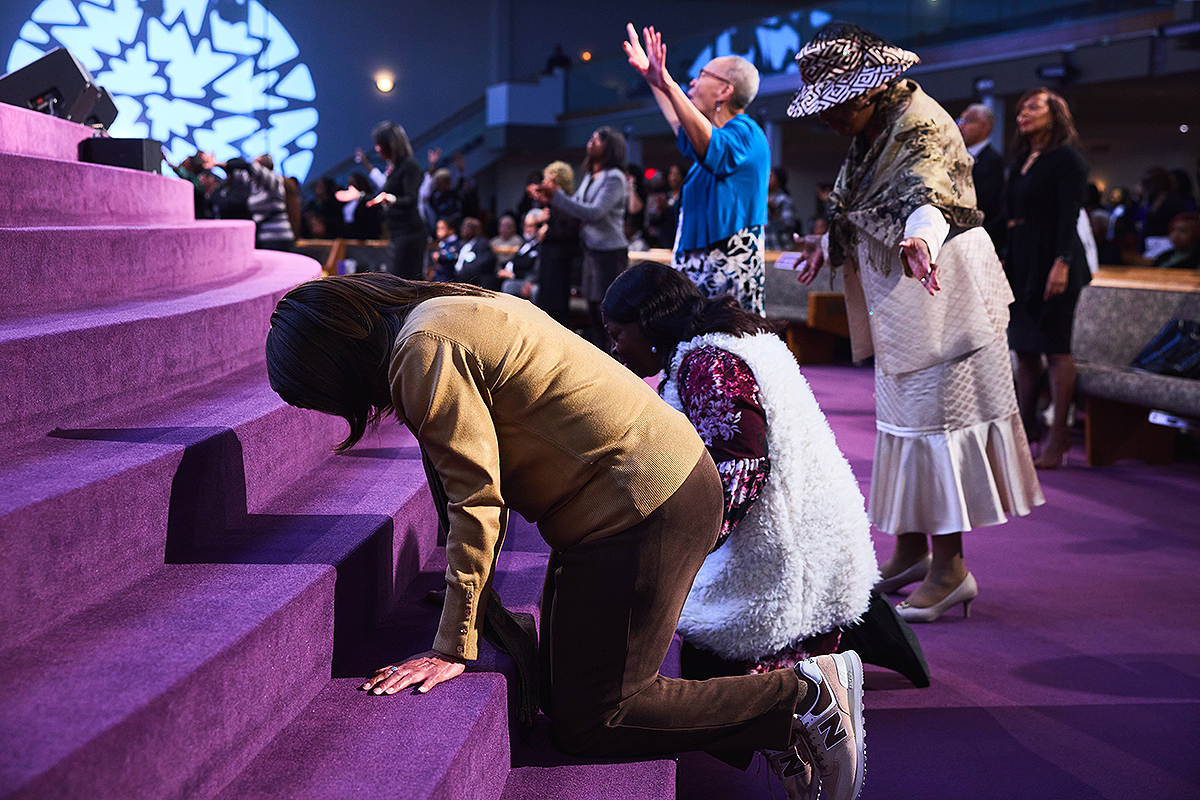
[677,363,1200,800]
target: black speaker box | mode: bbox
[0,46,118,128]
[79,137,164,172]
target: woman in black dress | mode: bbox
[367,121,427,279]
[1004,88,1089,469]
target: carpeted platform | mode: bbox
[677,363,1200,800]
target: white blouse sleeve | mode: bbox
[903,204,950,263]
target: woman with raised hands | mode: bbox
[624,23,770,315]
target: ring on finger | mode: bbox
[388,666,400,673]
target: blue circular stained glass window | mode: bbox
[8,0,318,180]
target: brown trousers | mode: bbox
[539,453,801,762]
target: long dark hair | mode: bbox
[600,262,778,355]
[265,274,488,451]
[372,120,413,164]
[583,126,626,174]
[1013,87,1080,159]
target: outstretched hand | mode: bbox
[625,24,669,90]
[624,22,649,73]
[795,233,825,285]
[898,237,940,295]
[526,177,557,204]
[361,649,465,695]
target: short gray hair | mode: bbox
[964,103,995,131]
[716,56,760,111]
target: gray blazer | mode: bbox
[551,167,628,252]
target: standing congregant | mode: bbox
[624,24,770,315]
[790,23,1044,623]
[958,103,1006,250]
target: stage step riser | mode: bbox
[0,397,350,648]
[0,153,194,228]
[0,564,336,800]
[213,676,511,800]
[1,255,317,449]
[0,103,97,162]
[501,762,677,800]
[0,222,259,317]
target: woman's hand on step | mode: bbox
[361,649,466,696]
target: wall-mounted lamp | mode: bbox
[375,72,394,93]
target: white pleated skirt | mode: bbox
[869,336,1044,535]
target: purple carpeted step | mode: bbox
[501,714,675,800]
[502,760,675,800]
[0,373,436,651]
[0,152,194,227]
[0,250,318,449]
[502,513,551,553]
[0,102,96,162]
[0,562,335,800]
[0,221,265,317]
[490,550,550,621]
[213,676,511,800]
[252,421,440,612]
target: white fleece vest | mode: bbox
[663,333,878,659]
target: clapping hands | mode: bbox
[526,177,558,204]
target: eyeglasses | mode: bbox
[698,68,733,86]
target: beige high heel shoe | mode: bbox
[896,572,978,623]
[874,552,932,594]
[1034,426,1071,470]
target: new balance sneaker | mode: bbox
[765,727,820,800]
[793,651,865,800]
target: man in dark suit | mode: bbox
[453,217,500,289]
[958,104,1005,251]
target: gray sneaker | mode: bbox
[765,729,820,800]
[793,651,865,800]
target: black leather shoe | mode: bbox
[838,591,931,688]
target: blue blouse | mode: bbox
[675,114,770,252]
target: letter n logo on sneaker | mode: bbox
[816,710,848,749]
[777,750,807,779]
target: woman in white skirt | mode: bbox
[790,23,1044,622]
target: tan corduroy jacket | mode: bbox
[389,293,705,660]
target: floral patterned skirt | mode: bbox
[673,225,765,316]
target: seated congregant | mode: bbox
[453,217,499,289]
[1153,212,1200,270]
[428,217,461,281]
[499,210,543,299]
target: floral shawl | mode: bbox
[828,79,982,275]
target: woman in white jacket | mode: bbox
[602,262,928,685]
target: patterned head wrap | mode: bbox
[787,23,919,118]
